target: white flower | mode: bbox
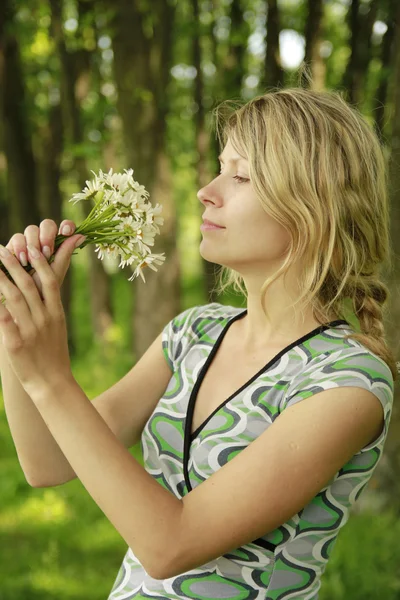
[104,168,135,191]
[143,204,164,231]
[67,168,165,283]
[70,176,104,205]
[132,181,150,199]
[129,253,166,282]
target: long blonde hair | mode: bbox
[212,84,399,382]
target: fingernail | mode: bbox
[27,245,40,259]
[0,245,10,258]
[19,252,28,266]
[74,236,86,248]
[43,246,51,259]
[61,225,72,235]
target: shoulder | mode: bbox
[165,302,243,334]
[286,328,394,401]
[161,302,243,370]
[164,302,226,330]
[283,342,394,452]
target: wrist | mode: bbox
[26,373,77,404]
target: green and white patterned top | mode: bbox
[108,302,394,600]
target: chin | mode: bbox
[199,245,224,265]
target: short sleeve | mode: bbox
[161,304,208,372]
[283,349,394,453]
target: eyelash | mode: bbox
[219,170,249,184]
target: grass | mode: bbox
[0,396,143,599]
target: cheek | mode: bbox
[244,214,291,255]
[232,195,291,251]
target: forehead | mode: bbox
[219,139,248,163]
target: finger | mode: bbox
[23,225,40,263]
[56,221,78,258]
[58,220,76,236]
[0,297,23,348]
[0,245,46,327]
[5,233,30,267]
[26,245,64,316]
[39,219,58,260]
[45,233,85,283]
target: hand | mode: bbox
[3,219,82,299]
[0,234,85,395]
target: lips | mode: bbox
[202,219,225,228]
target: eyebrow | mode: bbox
[218,154,247,164]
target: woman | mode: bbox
[109,87,397,598]
[1,85,397,599]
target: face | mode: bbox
[197,138,291,278]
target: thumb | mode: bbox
[50,234,86,281]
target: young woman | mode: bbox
[109,87,397,598]
[1,85,397,599]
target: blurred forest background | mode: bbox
[0,0,400,597]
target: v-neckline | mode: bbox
[182,307,350,493]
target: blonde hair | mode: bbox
[212,80,399,382]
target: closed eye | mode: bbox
[218,166,250,184]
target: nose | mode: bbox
[197,176,221,207]
[197,187,209,207]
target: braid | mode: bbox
[340,277,399,382]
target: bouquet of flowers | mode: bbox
[0,169,166,286]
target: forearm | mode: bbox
[0,341,76,486]
[30,377,183,579]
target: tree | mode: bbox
[49,0,114,346]
[111,0,180,359]
[301,0,325,90]
[262,0,284,90]
[342,0,379,107]
[379,0,400,513]
[0,0,41,235]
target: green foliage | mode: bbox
[0,341,142,598]
[70,256,134,365]
[320,510,400,599]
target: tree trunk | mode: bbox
[223,0,249,96]
[262,0,284,91]
[376,0,400,514]
[373,0,398,143]
[37,102,77,354]
[112,0,180,360]
[0,124,9,244]
[342,0,379,107]
[0,0,41,235]
[301,0,326,91]
[49,0,114,348]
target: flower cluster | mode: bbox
[67,168,165,282]
[0,169,166,290]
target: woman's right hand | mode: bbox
[3,219,84,298]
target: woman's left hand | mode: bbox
[0,243,74,397]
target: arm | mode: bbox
[0,329,171,488]
[0,218,84,485]
[27,380,382,581]
[0,339,77,486]
[29,377,183,579]
[166,386,384,579]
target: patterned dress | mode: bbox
[107,302,394,600]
